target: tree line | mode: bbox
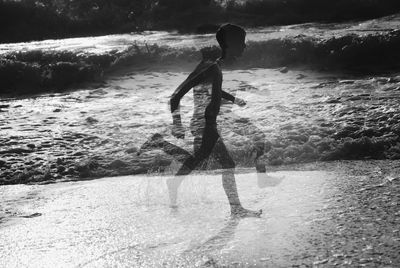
[1,0,400,43]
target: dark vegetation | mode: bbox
[224,0,400,26]
[1,0,400,43]
[0,0,151,43]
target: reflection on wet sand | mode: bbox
[181,218,241,266]
[0,163,399,266]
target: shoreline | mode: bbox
[1,163,399,266]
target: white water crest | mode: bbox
[1,14,399,56]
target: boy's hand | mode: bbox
[234,97,246,107]
[172,123,185,139]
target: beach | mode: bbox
[1,9,400,267]
[1,163,399,267]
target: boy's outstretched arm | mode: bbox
[221,90,235,102]
[221,90,246,106]
[170,66,213,113]
[170,64,214,138]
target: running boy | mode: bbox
[168,24,262,217]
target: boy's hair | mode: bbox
[216,24,246,49]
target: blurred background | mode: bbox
[2,0,400,43]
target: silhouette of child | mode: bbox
[162,24,262,217]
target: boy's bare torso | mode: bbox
[171,59,236,138]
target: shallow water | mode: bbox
[1,161,399,267]
[2,65,400,183]
[2,13,400,194]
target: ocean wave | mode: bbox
[114,29,400,69]
[1,29,400,96]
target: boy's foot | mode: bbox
[137,133,164,155]
[231,206,262,218]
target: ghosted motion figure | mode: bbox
[140,24,262,217]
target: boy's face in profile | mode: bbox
[225,35,246,59]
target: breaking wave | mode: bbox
[1,28,400,95]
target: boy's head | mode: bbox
[216,24,246,59]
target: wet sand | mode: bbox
[1,162,399,267]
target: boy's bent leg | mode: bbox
[163,142,192,163]
[167,176,185,208]
[168,124,219,207]
[137,133,164,155]
[252,132,267,173]
[238,119,267,173]
[176,123,219,176]
[138,133,192,163]
[167,154,198,207]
